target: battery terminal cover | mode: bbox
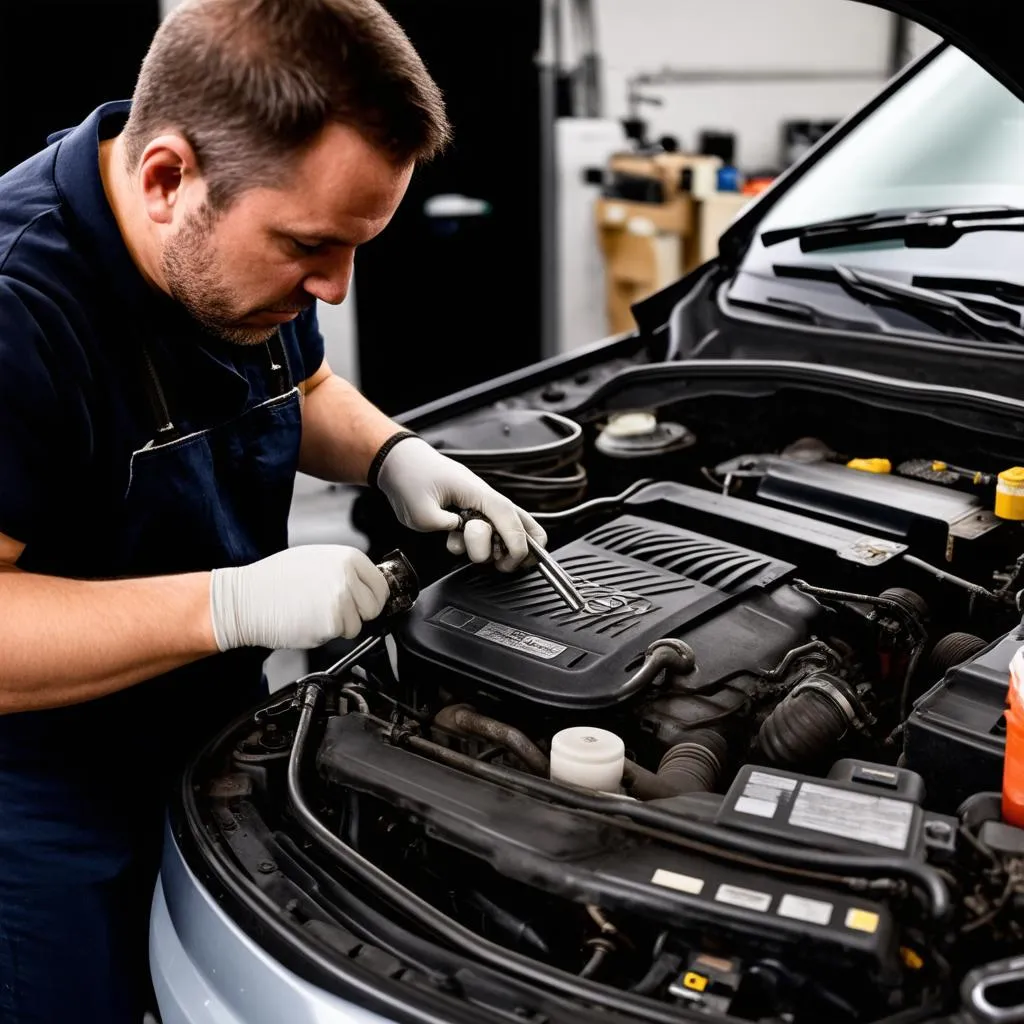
[995,467,1024,520]
[847,458,892,474]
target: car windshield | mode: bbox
[757,46,1024,234]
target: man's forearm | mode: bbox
[0,568,217,714]
[299,370,401,483]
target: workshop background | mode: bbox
[0,0,939,684]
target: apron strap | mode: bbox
[266,330,294,395]
[139,345,179,442]
[138,331,293,440]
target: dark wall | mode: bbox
[355,1,544,415]
[0,1,160,174]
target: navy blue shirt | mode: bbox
[0,105,325,870]
[0,101,324,576]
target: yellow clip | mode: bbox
[900,947,924,970]
[847,458,892,474]
[683,972,709,992]
[931,461,948,472]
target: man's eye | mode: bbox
[291,239,323,256]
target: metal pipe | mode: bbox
[339,687,370,714]
[433,705,550,776]
[902,553,999,601]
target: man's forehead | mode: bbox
[237,129,414,238]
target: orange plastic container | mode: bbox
[1002,647,1024,827]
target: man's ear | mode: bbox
[137,134,203,226]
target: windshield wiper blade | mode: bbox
[762,206,1024,252]
[773,262,1024,345]
[912,275,1024,308]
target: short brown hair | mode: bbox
[122,0,450,209]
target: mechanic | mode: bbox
[0,0,546,1020]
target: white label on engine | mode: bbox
[734,797,778,819]
[651,869,705,895]
[715,884,772,913]
[474,621,567,660]
[734,770,796,819]
[778,893,833,926]
[748,771,797,791]
[789,782,914,851]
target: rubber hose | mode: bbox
[622,761,681,800]
[623,730,728,800]
[928,632,987,676]
[613,638,696,704]
[759,688,850,767]
[658,729,728,792]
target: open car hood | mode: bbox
[858,1,1023,101]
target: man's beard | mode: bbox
[161,203,280,346]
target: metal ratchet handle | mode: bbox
[453,508,586,614]
[524,534,586,613]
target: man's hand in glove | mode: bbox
[373,434,546,572]
[210,545,390,651]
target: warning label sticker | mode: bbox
[749,771,797,792]
[735,796,777,818]
[789,782,914,851]
[778,893,833,926]
[651,869,705,895]
[734,770,797,820]
[474,621,567,660]
[715,883,772,913]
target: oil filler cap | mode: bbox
[995,467,1024,520]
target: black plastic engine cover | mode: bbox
[396,514,806,709]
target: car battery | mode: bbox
[904,631,1022,814]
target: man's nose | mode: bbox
[303,253,353,305]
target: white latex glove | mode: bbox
[209,545,390,651]
[376,436,547,572]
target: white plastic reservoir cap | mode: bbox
[550,727,626,792]
[604,411,657,439]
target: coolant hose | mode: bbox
[624,730,728,800]
[759,683,852,767]
[613,638,696,703]
[433,705,550,776]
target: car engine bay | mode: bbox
[185,377,1024,1024]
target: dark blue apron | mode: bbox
[0,332,301,1023]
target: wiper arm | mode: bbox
[912,274,1024,308]
[729,293,882,332]
[773,262,1024,345]
[761,206,1024,252]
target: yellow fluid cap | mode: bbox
[847,458,892,474]
[995,467,1024,520]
